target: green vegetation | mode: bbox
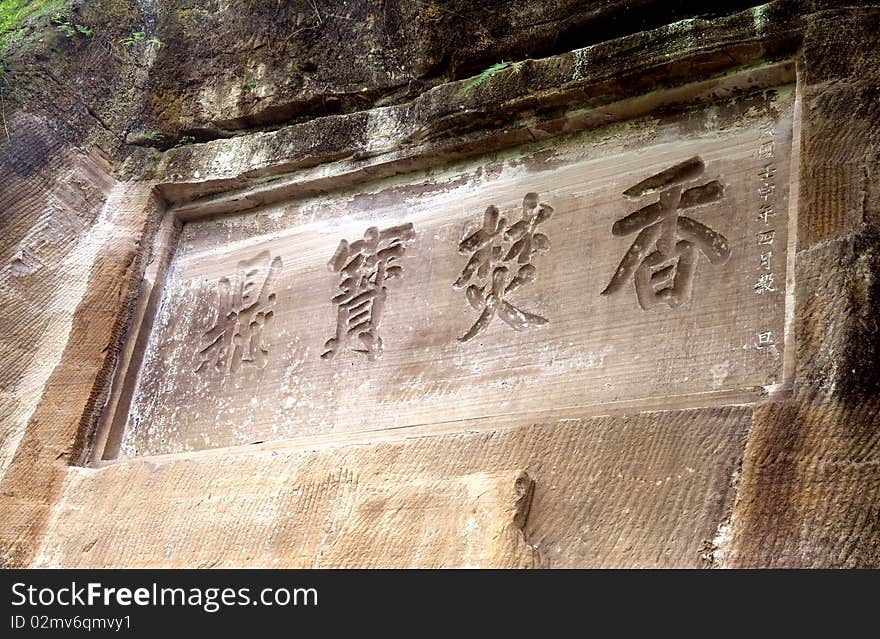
[0,0,67,49]
[120,30,145,46]
[120,30,160,47]
[244,80,257,91]
[108,93,130,114]
[459,60,526,95]
[142,130,164,143]
[143,149,160,176]
[172,135,195,148]
[51,11,92,38]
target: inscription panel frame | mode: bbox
[89,59,802,464]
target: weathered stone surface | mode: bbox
[0,181,160,568]
[0,114,117,480]
[724,392,880,568]
[720,10,880,568]
[138,0,767,140]
[1,1,879,569]
[37,408,747,568]
[0,117,112,474]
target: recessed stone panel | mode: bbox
[114,86,795,457]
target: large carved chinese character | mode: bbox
[322,223,415,360]
[454,192,552,342]
[601,156,731,310]
[194,250,282,374]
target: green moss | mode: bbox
[143,149,159,177]
[175,8,195,27]
[0,0,68,50]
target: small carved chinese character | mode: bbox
[758,164,777,180]
[322,223,415,360]
[757,141,774,159]
[756,230,776,245]
[757,330,775,349]
[756,203,774,224]
[195,251,282,374]
[454,193,552,342]
[754,272,777,294]
[601,156,731,310]
[760,251,773,269]
[758,183,776,201]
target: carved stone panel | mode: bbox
[114,86,796,457]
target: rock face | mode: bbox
[1,1,879,568]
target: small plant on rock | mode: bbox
[142,130,164,143]
[172,135,196,149]
[459,60,526,95]
[121,31,161,47]
[120,30,145,47]
[51,11,92,38]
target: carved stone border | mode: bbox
[89,51,801,465]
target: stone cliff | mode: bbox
[1,0,878,568]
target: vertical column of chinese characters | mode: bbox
[754,123,779,352]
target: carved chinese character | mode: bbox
[758,183,776,201]
[756,330,775,349]
[756,230,776,245]
[322,223,415,360]
[601,156,731,310]
[754,272,777,294]
[756,203,774,224]
[757,141,774,159]
[195,251,282,374]
[758,164,777,179]
[454,193,551,342]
